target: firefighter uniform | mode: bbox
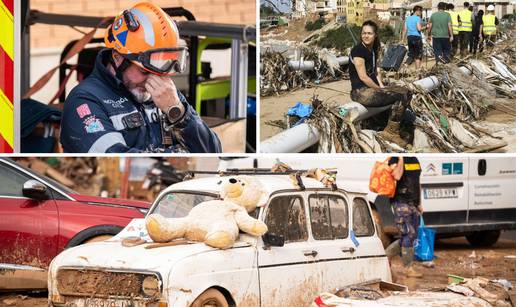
[60,49,222,153]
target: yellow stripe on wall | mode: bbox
[0,1,14,60]
[0,89,14,148]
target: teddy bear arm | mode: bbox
[146,214,188,243]
[234,209,268,236]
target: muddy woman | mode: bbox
[348,20,413,146]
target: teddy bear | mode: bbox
[145,176,269,249]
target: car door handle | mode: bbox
[341,247,356,253]
[303,250,318,257]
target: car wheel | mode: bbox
[466,230,501,247]
[83,235,113,244]
[371,209,392,248]
[191,289,229,307]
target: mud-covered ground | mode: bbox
[1,235,515,306]
[259,78,516,153]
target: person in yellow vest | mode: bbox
[446,3,460,56]
[481,5,499,50]
[458,2,473,57]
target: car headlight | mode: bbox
[138,208,149,215]
[142,276,160,297]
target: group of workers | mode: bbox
[403,2,499,66]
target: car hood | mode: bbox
[70,194,150,209]
[49,219,253,278]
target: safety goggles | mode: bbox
[123,47,188,76]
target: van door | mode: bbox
[467,157,516,223]
[418,157,469,228]
[258,192,322,306]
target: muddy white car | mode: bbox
[48,174,391,306]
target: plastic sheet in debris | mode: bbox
[312,291,491,307]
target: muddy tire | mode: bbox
[191,289,229,307]
[466,230,501,247]
[83,235,113,244]
[371,209,392,248]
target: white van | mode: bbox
[220,156,516,247]
[48,174,390,307]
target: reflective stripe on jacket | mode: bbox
[458,9,472,32]
[482,14,496,35]
[447,10,459,34]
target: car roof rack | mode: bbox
[183,167,337,191]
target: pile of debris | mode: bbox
[278,35,516,153]
[312,277,513,306]
[17,157,105,195]
[261,46,347,96]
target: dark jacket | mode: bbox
[60,49,221,153]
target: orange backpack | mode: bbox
[369,158,397,198]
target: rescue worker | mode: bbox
[348,20,413,145]
[385,156,424,278]
[458,2,473,57]
[60,2,222,153]
[446,3,460,56]
[481,5,499,51]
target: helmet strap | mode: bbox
[109,54,132,84]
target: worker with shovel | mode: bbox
[60,2,221,153]
[385,156,424,278]
[348,20,413,146]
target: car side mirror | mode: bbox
[262,233,285,248]
[22,180,49,200]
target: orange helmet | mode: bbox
[104,2,187,75]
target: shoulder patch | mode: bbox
[84,116,105,133]
[76,103,92,118]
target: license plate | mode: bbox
[424,187,458,199]
[71,298,144,307]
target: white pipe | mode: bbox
[288,60,315,71]
[260,123,320,153]
[337,56,349,65]
[261,66,472,153]
[288,57,349,71]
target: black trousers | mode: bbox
[459,31,472,55]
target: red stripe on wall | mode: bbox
[0,134,13,153]
[0,47,13,102]
[3,0,14,15]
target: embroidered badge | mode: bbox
[76,104,91,118]
[103,97,128,108]
[84,116,105,133]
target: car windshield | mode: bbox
[151,191,219,218]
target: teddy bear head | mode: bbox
[220,176,268,213]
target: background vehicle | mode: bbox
[220,156,516,247]
[0,158,150,289]
[48,173,390,306]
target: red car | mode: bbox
[0,158,150,282]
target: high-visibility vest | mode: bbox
[482,14,496,35]
[458,9,472,32]
[447,10,459,35]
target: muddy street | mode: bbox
[2,235,515,307]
